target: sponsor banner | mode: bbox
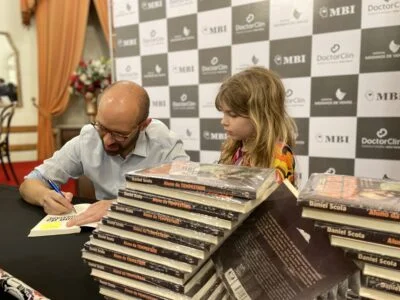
[199,83,222,118]
[170,118,200,150]
[139,0,166,22]
[141,54,168,86]
[167,14,197,52]
[293,118,309,156]
[198,0,231,12]
[231,41,269,74]
[113,0,139,28]
[170,85,199,117]
[147,86,170,118]
[200,150,221,164]
[198,8,232,49]
[115,56,142,84]
[139,19,168,55]
[115,24,140,57]
[294,155,309,190]
[309,157,355,176]
[199,47,231,83]
[355,158,400,180]
[356,117,400,160]
[166,0,196,18]
[311,75,358,117]
[168,50,198,85]
[313,0,362,34]
[361,0,400,29]
[358,72,400,117]
[200,118,227,151]
[283,77,311,118]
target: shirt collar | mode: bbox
[131,130,148,157]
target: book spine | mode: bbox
[120,189,239,221]
[315,222,400,249]
[345,250,400,271]
[299,198,400,222]
[93,231,199,265]
[86,260,184,293]
[102,217,212,251]
[363,275,400,296]
[125,174,255,199]
[84,243,185,279]
[111,203,225,236]
[96,278,166,300]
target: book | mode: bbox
[125,160,278,200]
[345,250,400,271]
[330,235,400,259]
[118,188,240,221]
[84,241,189,279]
[301,207,400,235]
[111,202,227,234]
[359,286,400,300]
[364,275,400,296]
[212,180,358,300]
[298,173,400,222]
[28,203,97,237]
[363,263,400,284]
[102,216,213,251]
[92,230,199,265]
[315,221,400,249]
[98,279,166,300]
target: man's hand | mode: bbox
[66,200,113,227]
[41,190,74,215]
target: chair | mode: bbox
[0,104,18,184]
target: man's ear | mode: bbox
[139,118,152,131]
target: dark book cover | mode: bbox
[119,188,240,221]
[85,260,186,293]
[96,278,168,300]
[102,216,212,251]
[83,242,186,279]
[346,250,400,271]
[110,203,225,237]
[299,173,400,221]
[315,221,400,249]
[125,161,276,200]
[212,181,358,300]
[93,230,199,265]
[363,275,400,296]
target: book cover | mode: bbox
[119,188,240,221]
[28,203,97,237]
[125,160,277,200]
[364,275,400,296]
[363,262,400,284]
[102,216,212,251]
[97,279,167,300]
[93,230,199,265]
[315,221,400,249]
[346,250,400,271]
[359,286,400,300]
[84,241,188,279]
[111,202,226,235]
[212,180,358,300]
[299,173,400,222]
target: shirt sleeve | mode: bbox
[273,143,295,185]
[163,138,190,162]
[25,135,84,186]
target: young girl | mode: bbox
[215,66,297,185]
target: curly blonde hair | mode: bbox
[215,66,297,168]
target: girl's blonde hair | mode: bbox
[215,66,297,168]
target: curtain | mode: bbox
[93,0,110,43]
[36,0,90,160]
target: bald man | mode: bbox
[20,81,189,225]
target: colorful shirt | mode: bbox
[232,142,295,185]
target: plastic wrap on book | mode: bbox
[0,268,49,300]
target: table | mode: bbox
[0,184,101,299]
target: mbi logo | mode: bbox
[274,54,306,65]
[203,131,227,140]
[117,38,137,47]
[142,0,163,10]
[172,65,195,73]
[316,133,349,143]
[365,90,400,101]
[202,25,228,35]
[319,5,356,18]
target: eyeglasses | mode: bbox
[91,121,140,142]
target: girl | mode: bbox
[215,66,297,185]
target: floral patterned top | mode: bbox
[232,142,295,185]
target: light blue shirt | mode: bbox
[26,120,189,199]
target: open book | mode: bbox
[28,203,98,237]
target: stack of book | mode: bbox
[82,161,279,300]
[299,173,400,300]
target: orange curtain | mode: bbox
[93,0,110,43]
[36,0,90,160]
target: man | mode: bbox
[20,81,189,226]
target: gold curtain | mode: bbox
[36,0,90,160]
[93,0,110,43]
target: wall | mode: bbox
[0,0,38,162]
[111,0,400,189]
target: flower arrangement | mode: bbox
[69,57,112,99]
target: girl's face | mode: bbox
[219,102,255,142]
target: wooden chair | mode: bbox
[0,104,18,184]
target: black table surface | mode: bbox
[0,184,102,300]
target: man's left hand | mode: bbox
[66,200,113,227]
